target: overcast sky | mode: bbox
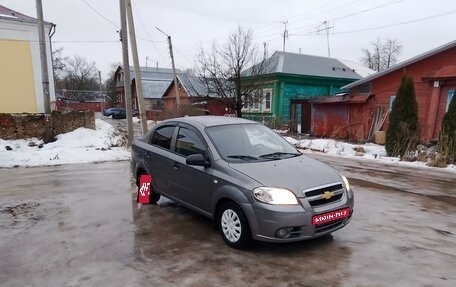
[3,0,456,79]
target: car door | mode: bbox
[143,124,176,196]
[168,124,214,214]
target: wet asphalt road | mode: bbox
[0,157,455,287]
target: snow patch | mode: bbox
[0,119,130,168]
[285,137,456,173]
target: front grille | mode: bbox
[308,194,343,206]
[303,183,344,207]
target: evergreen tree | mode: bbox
[438,92,456,164]
[385,74,419,157]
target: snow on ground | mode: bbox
[0,119,130,168]
[284,137,456,173]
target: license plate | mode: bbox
[312,208,351,226]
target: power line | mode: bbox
[81,0,119,28]
[131,1,165,59]
[332,0,403,21]
[151,0,278,24]
[293,9,456,36]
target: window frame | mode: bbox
[447,89,455,112]
[174,124,209,158]
[242,88,273,112]
[149,124,177,151]
[389,95,396,111]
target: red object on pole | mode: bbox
[138,174,152,204]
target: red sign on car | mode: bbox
[312,208,351,226]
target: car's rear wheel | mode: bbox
[218,202,251,249]
[136,173,161,204]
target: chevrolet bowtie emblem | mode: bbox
[322,191,334,200]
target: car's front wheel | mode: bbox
[218,202,251,249]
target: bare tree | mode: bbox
[61,55,99,91]
[361,38,402,72]
[195,26,271,117]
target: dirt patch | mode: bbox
[1,203,40,217]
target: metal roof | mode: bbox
[0,5,53,25]
[341,39,456,90]
[261,51,363,80]
[142,79,172,99]
[129,67,185,81]
[127,67,185,99]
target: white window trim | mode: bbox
[242,88,273,112]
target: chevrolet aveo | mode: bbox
[131,116,354,249]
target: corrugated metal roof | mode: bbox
[127,67,185,99]
[263,51,363,80]
[129,67,185,81]
[142,79,171,99]
[342,39,456,90]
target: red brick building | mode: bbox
[312,40,456,143]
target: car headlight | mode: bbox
[341,175,350,191]
[253,187,299,205]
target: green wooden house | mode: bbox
[242,51,364,133]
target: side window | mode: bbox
[150,126,175,150]
[175,127,206,157]
[447,90,455,112]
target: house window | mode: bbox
[254,93,260,110]
[242,89,273,112]
[389,95,396,111]
[263,89,272,111]
[447,90,455,112]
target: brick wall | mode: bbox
[0,111,95,140]
[52,110,95,135]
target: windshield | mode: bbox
[206,123,300,162]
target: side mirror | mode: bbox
[186,153,211,167]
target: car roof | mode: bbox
[163,116,257,127]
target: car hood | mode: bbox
[228,155,343,197]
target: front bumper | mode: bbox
[241,189,354,243]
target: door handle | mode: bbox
[145,151,152,158]
[173,162,180,170]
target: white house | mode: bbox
[0,5,56,113]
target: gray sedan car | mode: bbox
[131,116,354,248]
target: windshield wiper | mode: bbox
[259,152,301,159]
[227,155,259,161]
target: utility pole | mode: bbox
[156,27,180,107]
[98,70,104,110]
[125,0,148,135]
[145,56,149,68]
[282,21,288,52]
[36,0,51,114]
[263,42,267,60]
[119,0,134,146]
[317,21,333,58]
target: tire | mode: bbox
[136,173,161,204]
[218,202,252,249]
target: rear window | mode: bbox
[150,126,175,150]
